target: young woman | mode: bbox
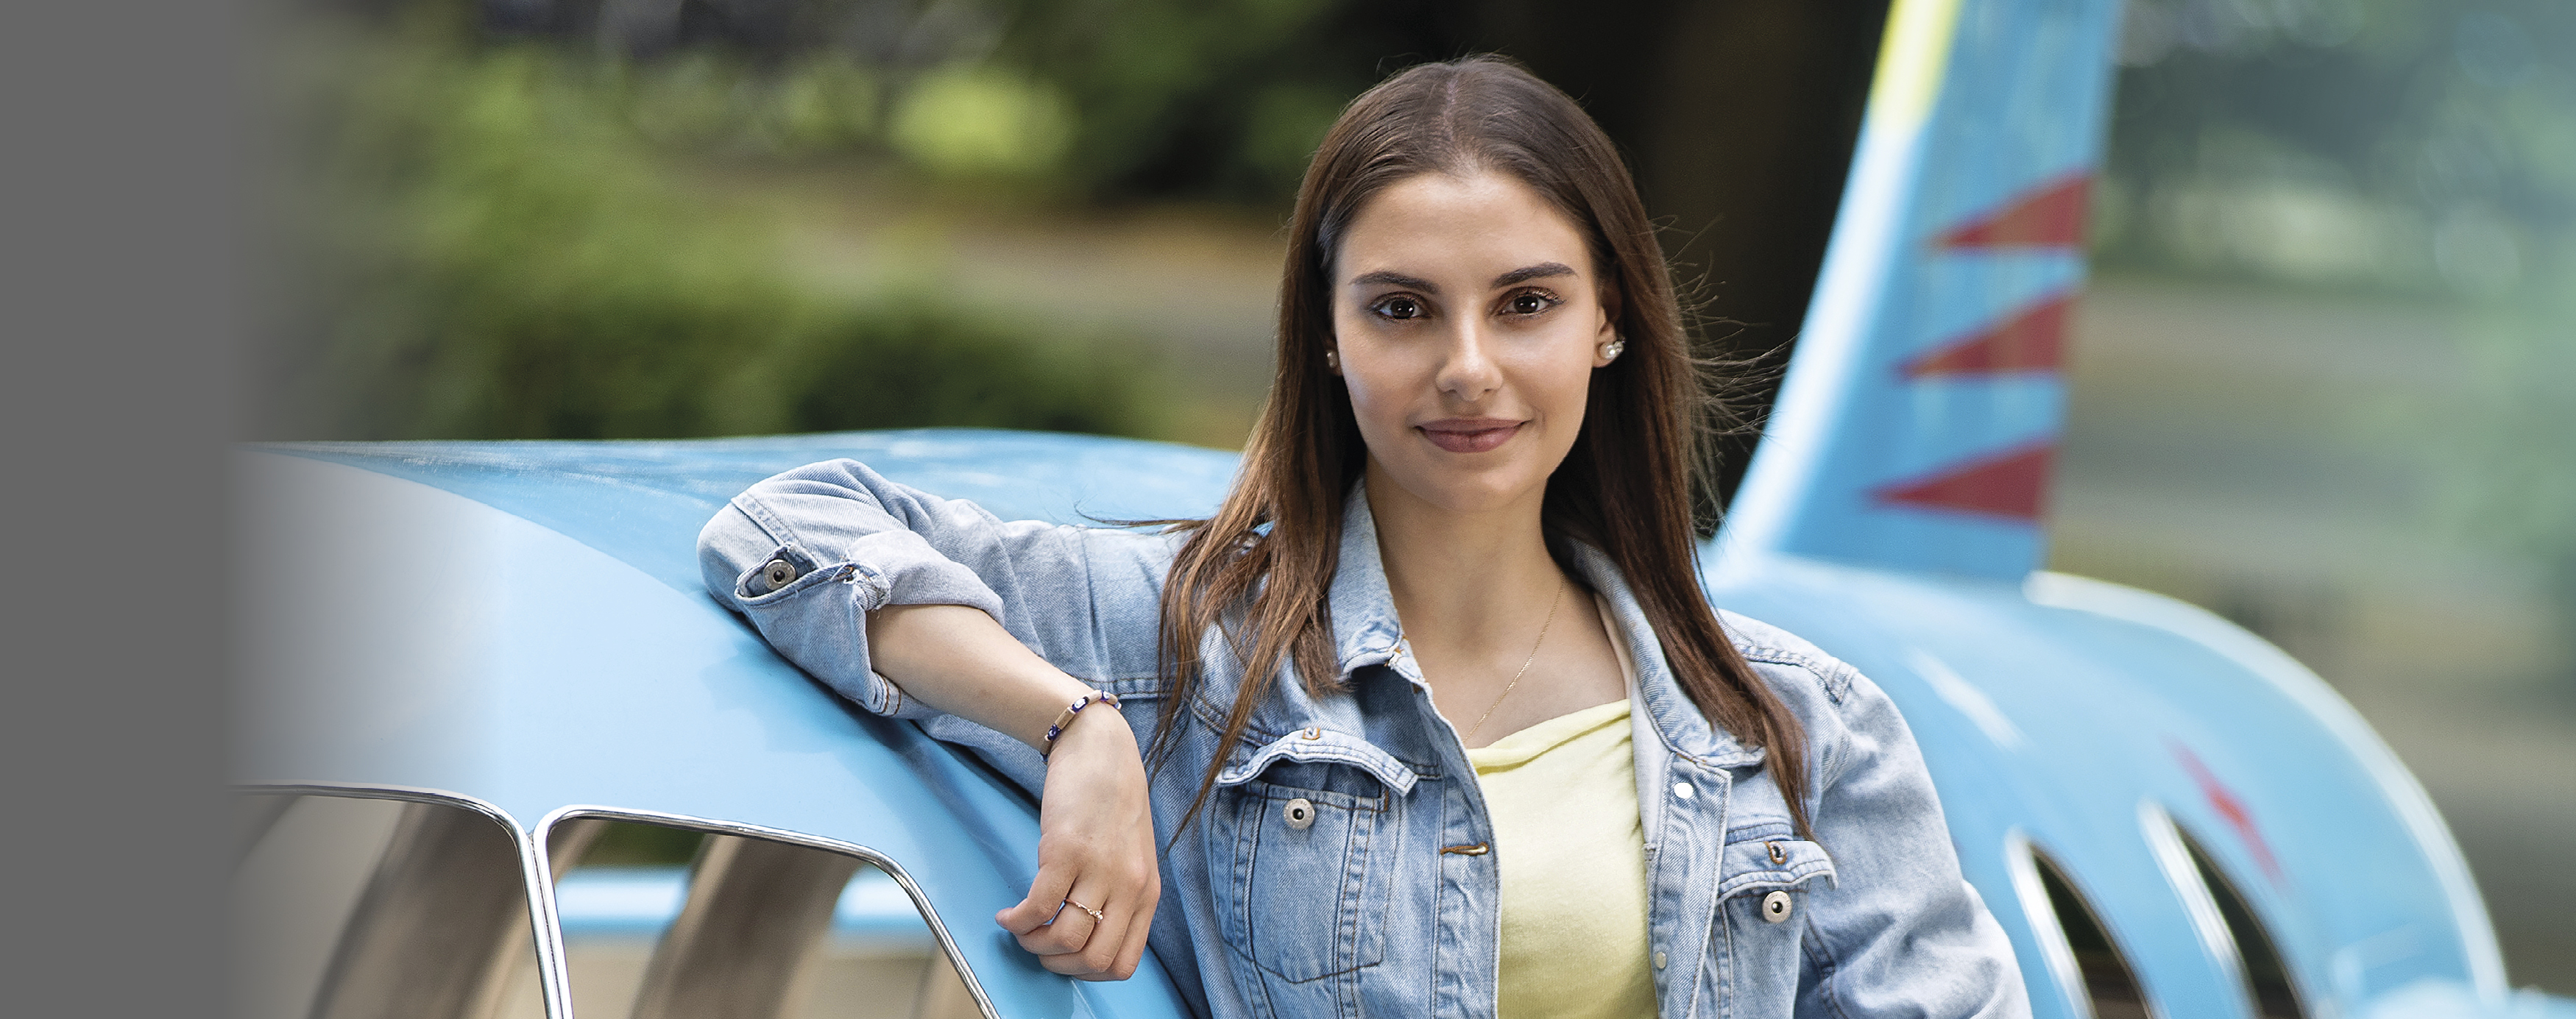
[699,56,2027,1019]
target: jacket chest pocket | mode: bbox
[1208,728,1418,987]
[1717,833,1834,1006]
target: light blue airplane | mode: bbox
[233,0,2575,1016]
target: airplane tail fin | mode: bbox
[1720,0,2126,580]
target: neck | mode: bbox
[1361,460,1566,648]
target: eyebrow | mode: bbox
[1345,262,1578,293]
[1490,262,1577,288]
[1348,269,1437,292]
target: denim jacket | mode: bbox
[698,459,2030,1019]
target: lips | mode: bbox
[1418,419,1524,454]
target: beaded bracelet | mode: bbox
[1040,690,1120,761]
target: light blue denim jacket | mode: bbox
[698,459,2030,1019]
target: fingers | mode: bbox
[1059,869,1159,981]
[994,861,1159,980]
[1017,878,1133,979]
[1103,871,1160,981]
[993,861,1077,937]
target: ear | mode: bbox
[1590,297,1619,368]
[1325,341,1343,376]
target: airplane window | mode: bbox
[2031,848,2153,1019]
[231,791,548,1019]
[2179,828,2305,1019]
[545,817,982,1019]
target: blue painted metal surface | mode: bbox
[240,428,2568,1019]
[1700,554,2531,1019]
[1703,0,2566,1014]
[236,430,1237,1019]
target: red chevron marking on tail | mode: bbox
[1873,442,2055,522]
[1938,174,2091,249]
[1901,292,2073,377]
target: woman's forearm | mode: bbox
[865,603,1108,751]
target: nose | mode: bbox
[1434,319,1502,403]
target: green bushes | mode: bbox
[266,7,1161,442]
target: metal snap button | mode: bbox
[1652,950,1668,970]
[1767,841,1788,865]
[761,558,796,589]
[1761,890,1793,923]
[1673,781,1694,800]
[1283,798,1316,830]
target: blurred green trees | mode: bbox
[265,3,1167,442]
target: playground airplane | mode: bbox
[233,0,2575,1016]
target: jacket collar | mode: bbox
[1322,478,1762,768]
[1325,479,1407,672]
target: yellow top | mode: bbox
[1465,600,1658,1019]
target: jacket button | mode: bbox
[761,558,797,589]
[1652,950,1668,970]
[1761,890,1793,923]
[1673,782,1694,800]
[1283,798,1316,830]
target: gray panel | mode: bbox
[308,802,540,1019]
[629,834,864,1019]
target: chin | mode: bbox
[1383,458,1546,516]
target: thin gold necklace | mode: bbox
[1462,577,1567,744]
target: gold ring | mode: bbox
[1064,898,1105,923]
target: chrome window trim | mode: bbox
[2163,812,2316,1019]
[2004,829,2171,1019]
[2137,800,2251,1007]
[532,804,1003,1019]
[231,781,566,1019]
[2005,828,2094,1019]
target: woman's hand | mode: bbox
[859,604,1161,979]
[993,706,1162,980]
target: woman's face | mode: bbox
[1330,169,1617,517]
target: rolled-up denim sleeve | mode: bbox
[1798,670,2031,1018]
[696,458,1171,721]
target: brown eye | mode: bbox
[1375,296,1423,320]
[1506,291,1559,316]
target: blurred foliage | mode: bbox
[263,0,1479,444]
[2441,260,2576,691]
[888,63,1074,180]
[268,2,1162,441]
[435,0,1449,202]
[2097,0,2576,298]
[2097,0,2576,687]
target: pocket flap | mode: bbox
[1217,726,1419,795]
[732,544,872,604]
[1717,837,1836,898]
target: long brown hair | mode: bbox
[1153,55,1813,839]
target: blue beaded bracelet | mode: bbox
[1041,690,1119,760]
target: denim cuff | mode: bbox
[704,498,1004,722]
